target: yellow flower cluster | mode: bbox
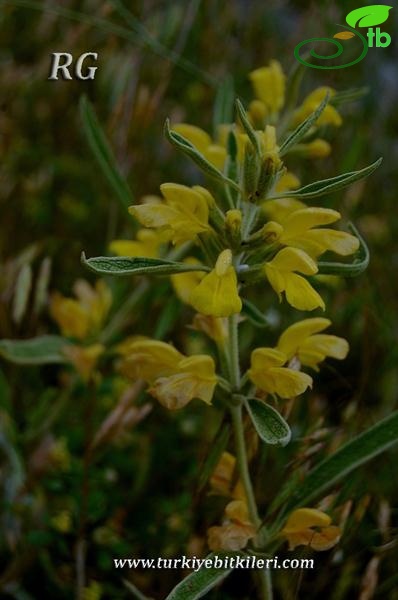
[207,452,256,551]
[248,317,348,398]
[50,279,111,380]
[111,61,359,320]
[281,508,341,551]
[118,339,217,409]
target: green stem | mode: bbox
[230,404,259,525]
[228,314,241,390]
[230,404,273,600]
[228,315,273,600]
[99,280,149,343]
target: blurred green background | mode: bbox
[0,1,397,598]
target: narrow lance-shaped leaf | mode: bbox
[0,336,71,365]
[330,86,369,106]
[279,92,329,156]
[277,410,398,520]
[242,299,271,329]
[165,553,239,600]
[165,119,241,193]
[235,99,262,156]
[198,422,231,491]
[317,223,369,277]
[270,158,382,200]
[80,95,134,211]
[82,253,210,277]
[213,75,234,134]
[246,398,291,446]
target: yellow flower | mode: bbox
[260,125,283,170]
[190,249,242,317]
[249,61,286,114]
[172,123,227,170]
[264,208,360,258]
[299,139,332,158]
[225,209,243,235]
[264,247,325,311]
[238,125,282,169]
[263,198,306,221]
[120,339,217,410]
[248,347,312,398]
[129,183,212,245]
[192,313,228,344]
[171,258,205,304]
[150,355,217,409]
[248,99,268,128]
[63,343,104,381]
[277,318,349,370]
[275,171,301,194]
[120,339,183,381]
[50,280,111,340]
[209,451,245,500]
[207,500,256,551]
[292,87,342,128]
[281,508,341,551]
[109,228,164,258]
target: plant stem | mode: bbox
[230,404,259,525]
[230,404,273,600]
[99,280,149,344]
[228,315,273,600]
[228,314,241,390]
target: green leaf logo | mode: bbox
[346,5,392,28]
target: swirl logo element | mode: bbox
[294,5,392,70]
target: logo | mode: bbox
[294,5,392,69]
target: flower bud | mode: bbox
[225,209,242,246]
[248,99,268,128]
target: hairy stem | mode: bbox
[228,316,273,600]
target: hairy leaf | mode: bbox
[272,158,382,200]
[279,411,398,518]
[246,399,291,446]
[279,92,329,156]
[0,336,70,365]
[82,253,210,276]
[80,95,134,210]
[165,553,238,600]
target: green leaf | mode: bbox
[198,422,231,491]
[0,336,70,365]
[317,223,369,277]
[165,119,241,193]
[331,86,369,107]
[12,264,32,325]
[346,5,392,28]
[279,92,329,156]
[213,75,234,134]
[246,399,291,446]
[242,299,270,328]
[80,95,134,211]
[165,553,237,600]
[235,99,262,156]
[282,410,398,515]
[33,257,52,316]
[272,158,382,200]
[82,253,210,277]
